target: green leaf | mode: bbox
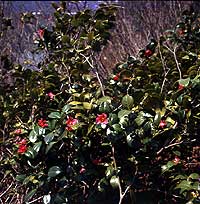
[154,112,161,126]
[33,141,42,153]
[110,176,119,189]
[188,173,199,180]
[25,147,37,159]
[179,78,190,87]
[83,102,92,110]
[173,175,187,181]
[161,161,176,173]
[45,142,57,154]
[48,112,61,119]
[29,127,38,143]
[44,133,54,144]
[122,95,134,110]
[135,115,145,126]
[29,126,45,143]
[61,104,71,114]
[24,188,37,202]
[99,101,111,113]
[112,124,123,132]
[97,96,112,104]
[43,194,51,204]
[126,134,134,147]
[48,166,62,178]
[109,113,118,125]
[175,180,192,192]
[16,174,26,182]
[118,110,131,118]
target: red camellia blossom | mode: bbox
[37,29,44,39]
[17,138,27,145]
[173,156,180,164]
[177,29,184,36]
[18,144,27,154]
[17,138,27,154]
[178,84,184,91]
[38,118,48,128]
[113,74,119,81]
[159,120,167,128]
[14,129,22,135]
[144,49,153,57]
[66,117,78,131]
[47,92,55,100]
[92,158,102,165]
[96,113,108,125]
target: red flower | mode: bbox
[159,120,167,128]
[79,167,86,174]
[113,74,119,81]
[17,144,27,154]
[178,84,184,91]
[144,49,153,57]
[96,113,108,125]
[14,129,22,135]
[92,158,102,165]
[177,29,184,36]
[66,117,78,131]
[173,156,180,164]
[38,118,48,128]
[47,92,55,100]
[37,29,44,39]
[17,138,27,145]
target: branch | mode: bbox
[163,44,182,79]
[28,196,43,204]
[62,61,72,89]
[112,145,132,204]
[158,41,170,94]
[157,140,183,155]
[80,53,105,96]
[0,182,13,198]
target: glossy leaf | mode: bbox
[44,133,54,144]
[43,194,51,204]
[48,112,61,119]
[122,95,134,109]
[24,188,37,202]
[48,166,62,178]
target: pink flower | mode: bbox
[66,117,78,131]
[159,120,167,129]
[79,167,86,174]
[37,29,44,39]
[47,92,55,100]
[17,144,27,154]
[14,129,22,135]
[173,156,180,164]
[96,113,108,125]
[38,118,48,128]
[178,84,184,91]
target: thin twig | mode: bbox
[0,182,13,198]
[28,196,43,204]
[158,41,170,94]
[157,140,183,155]
[163,44,182,79]
[80,53,105,96]
[62,61,72,89]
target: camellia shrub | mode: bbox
[1,2,200,204]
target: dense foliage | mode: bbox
[1,2,200,204]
